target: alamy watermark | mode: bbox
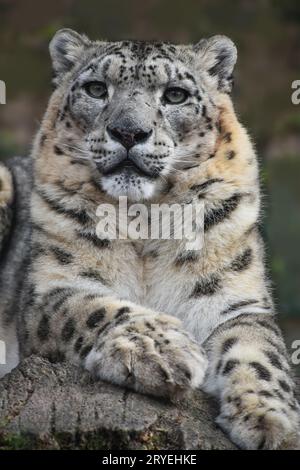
[95,196,205,251]
[291,339,300,365]
[0,340,5,365]
[291,80,300,105]
[0,80,6,362]
[0,80,6,104]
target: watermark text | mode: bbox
[96,196,204,251]
[291,80,300,105]
[0,80,6,104]
[0,340,6,365]
[291,339,300,365]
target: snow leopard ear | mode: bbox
[49,29,91,83]
[194,35,237,93]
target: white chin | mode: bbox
[100,174,157,201]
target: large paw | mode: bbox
[217,389,300,449]
[85,312,207,398]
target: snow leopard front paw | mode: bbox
[85,311,207,398]
[217,387,300,449]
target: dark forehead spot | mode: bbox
[185,72,196,84]
[100,40,178,64]
[102,57,112,78]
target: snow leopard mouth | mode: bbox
[98,157,160,180]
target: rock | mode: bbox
[0,356,236,450]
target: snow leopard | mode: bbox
[0,29,299,449]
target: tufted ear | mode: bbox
[49,28,91,82]
[194,35,237,93]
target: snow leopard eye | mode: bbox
[84,81,107,99]
[163,87,190,104]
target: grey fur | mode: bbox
[0,157,32,325]
[0,157,31,376]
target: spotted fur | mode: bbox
[0,29,299,449]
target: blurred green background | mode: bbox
[0,0,300,354]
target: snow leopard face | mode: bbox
[50,29,237,201]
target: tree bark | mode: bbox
[1,356,299,450]
[0,356,238,450]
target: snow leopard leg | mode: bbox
[203,314,300,449]
[0,162,17,377]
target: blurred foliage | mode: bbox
[265,156,300,317]
[273,0,300,22]
[0,0,300,331]
[275,113,300,135]
[0,131,21,158]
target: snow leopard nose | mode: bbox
[107,125,153,150]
